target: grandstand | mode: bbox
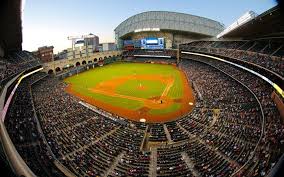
[0,1,284,177]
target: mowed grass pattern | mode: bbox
[116,80,166,99]
[64,62,184,113]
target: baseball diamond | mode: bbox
[64,62,195,122]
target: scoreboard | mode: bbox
[141,38,164,49]
[123,38,165,50]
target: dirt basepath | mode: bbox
[65,66,195,123]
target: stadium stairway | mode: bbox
[104,152,125,176]
[163,124,173,143]
[181,152,201,177]
[149,147,157,177]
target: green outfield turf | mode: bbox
[64,62,186,119]
[116,79,166,99]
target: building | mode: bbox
[65,33,100,59]
[101,43,116,51]
[114,11,224,49]
[32,46,54,63]
[54,49,68,61]
[84,34,99,51]
[58,44,98,60]
[74,40,85,47]
[67,48,74,59]
[68,34,100,52]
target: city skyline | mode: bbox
[22,0,277,53]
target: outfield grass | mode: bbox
[64,62,185,117]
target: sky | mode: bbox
[22,0,277,53]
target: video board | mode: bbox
[141,38,164,49]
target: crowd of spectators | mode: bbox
[157,145,193,176]
[171,60,263,176]
[180,40,284,77]
[148,124,167,142]
[180,55,284,176]
[2,48,283,176]
[4,72,65,177]
[0,51,41,87]
[31,77,150,176]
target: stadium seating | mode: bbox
[4,72,65,177]
[1,47,283,177]
[180,40,284,77]
[0,51,42,88]
[123,49,177,58]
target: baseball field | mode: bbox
[64,62,195,123]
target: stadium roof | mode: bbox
[115,11,224,39]
[220,6,284,39]
[0,0,22,54]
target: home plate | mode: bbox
[188,102,193,105]
[140,118,146,122]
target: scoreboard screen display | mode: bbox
[141,38,164,49]
[146,38,159,45]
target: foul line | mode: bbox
[161,78,174,97]
[90,89,151,103]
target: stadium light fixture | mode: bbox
[139,118,146,122]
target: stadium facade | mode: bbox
[114,11,224,49]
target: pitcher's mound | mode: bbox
[137,85,147,90]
